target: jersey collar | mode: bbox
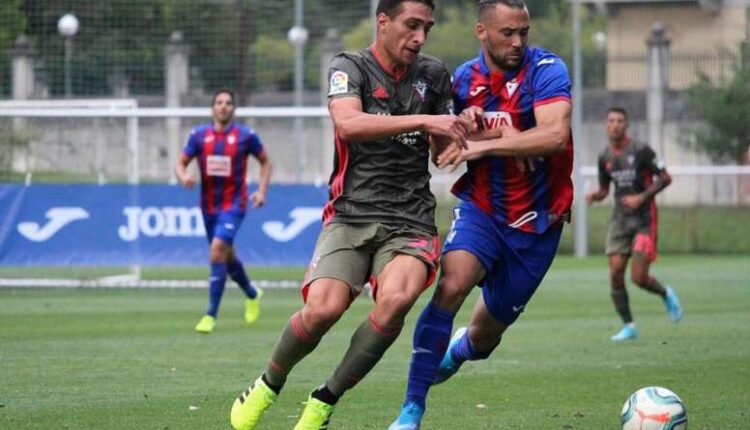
[369,45,409,81]
[478,46,532,82]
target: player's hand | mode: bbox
[585,192,595,205]
[179,174,196,189]
[620,194,644,210]
[424,115,471,149]
[251,191,266,208]
[436,141,463,170]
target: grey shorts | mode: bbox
[301,222,440,301]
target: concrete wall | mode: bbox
[607,3,747,90]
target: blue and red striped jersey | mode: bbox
[451,46,574,234]
[183,123,265,215]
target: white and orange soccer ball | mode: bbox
[621,386,687,430]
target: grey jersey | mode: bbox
[323,48,453,233]
[597,141,664,224]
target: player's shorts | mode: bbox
[605,216,657,262]
[443,201,563,326]
[202,211,245,245]
[301,222,440,303]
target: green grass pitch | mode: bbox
[1,255,748,429]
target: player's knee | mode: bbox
[610,271,626,288]
[437,274,473,302]
[377,290,420,320]
[302,305,344,333]
[631,272,649,287]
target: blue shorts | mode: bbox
[202,211,245,245]
[443,201,562,326]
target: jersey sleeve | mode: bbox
[451,65,470,114]
[183,128,200,158]
[597,152,611,188]
[248,131,265,157]
[640,145,665,174]
[431,66,454,115]
[327,54,365,101]
[531,57,571,108]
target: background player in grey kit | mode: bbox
[229,1,474,429]
[586,107,683,341]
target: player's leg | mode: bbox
[296,227,438,430]
[226,248,262,324]
[231,223,371,430]
[631,232,682,322]
[439,224,564,379]
[605,219,639,340]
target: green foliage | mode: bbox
[249,35,294,90]
[684,52,750,164]
[0,0,25,96]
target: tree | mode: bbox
[684,50,750,165]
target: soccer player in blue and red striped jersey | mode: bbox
[175,89,273,334]
[391,1,574,427]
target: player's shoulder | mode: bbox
[331,49,368,68]
[528,46,568,76]
[631,141,656,156]
[414,53,450,75]
[190,123,211,136]
[453,55,480,81]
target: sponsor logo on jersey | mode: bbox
[227,134,237,145]
[412,80,428,101]
[328,70,349,95]
[204,134,215,144]
[469,85,486,97]
[372,85,388,99]
[537,58,555,66]
[482,111,514,129]
[206,155,232,177]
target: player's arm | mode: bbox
[621,147,672,209]
[250,149,273,208]
[174,153,196,189]
[621,168,671,209]
[440,100,571,166]
[329,97,470,144]
[586,154,611,205]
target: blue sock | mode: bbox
[451,330,494,363]
[206,262,227,317]
[405,302,455,409]
[227,259,257,299]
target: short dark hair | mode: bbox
[606,107,628,120]
[478,0,527,20]
[212,89,235,105]
[376,0,435,18]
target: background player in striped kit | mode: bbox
[391,1,574,427]
[586,107,682,341]
[175,89,273,334]
[229,1,476,429]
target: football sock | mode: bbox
[451,329,495,362]
[611,288,633,324]
[228,259,257,299]
[637,276,667,297]
[264,312,323,389]
[206,262,227,317]
[405,302,454,409]
[325,312,403,397]
[311,384,339,406]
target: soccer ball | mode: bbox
[621,386,687,430]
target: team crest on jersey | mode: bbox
[627,155,635,165]
[412,80,428,101]
[227,134,237,145]
[505,78,519,97]
[329,71,349,95]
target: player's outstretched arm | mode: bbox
[174,154,196,189]
[329,97,470,144]
[251,150,273,208]
[449,100,572,163]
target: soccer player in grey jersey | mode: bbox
[586,107,683,341]
[230,1,474,429]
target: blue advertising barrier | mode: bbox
[0,184,328,266]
